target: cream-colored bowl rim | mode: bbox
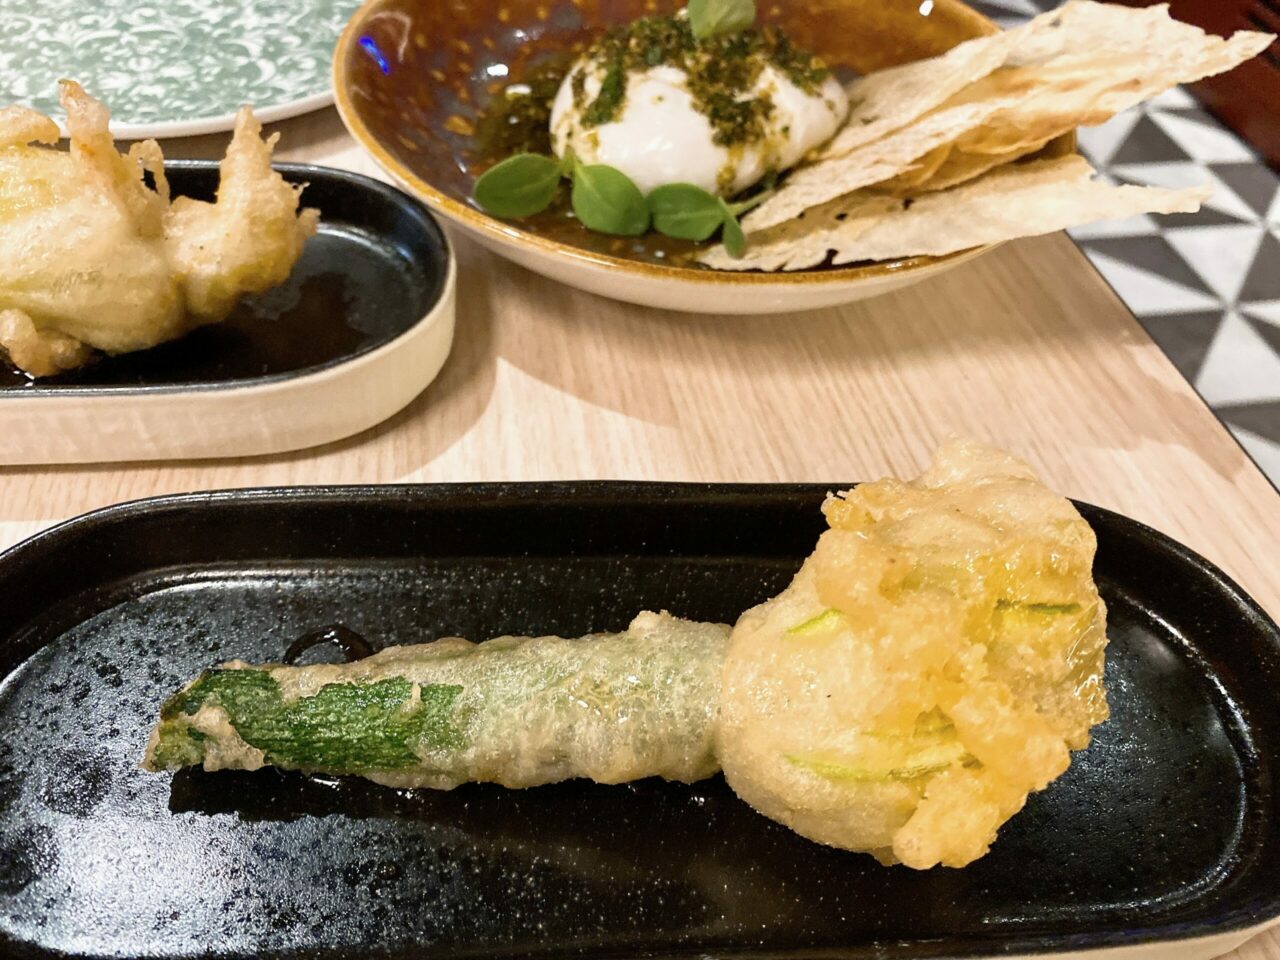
[332,0,1040,287]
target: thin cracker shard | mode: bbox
[700,156,1208,271]
[945,14,1273,157]
[744,0,1271,236]
[745,9,1063,230]
[1002,1,1273,72]
[699,193,901,272]
[743,99,1016,233]
[822,15,1041,159]
[825,157,1208,264]
[880,139,1052,197]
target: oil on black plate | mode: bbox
[0,484,1277,959]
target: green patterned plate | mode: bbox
[0,0,361,138]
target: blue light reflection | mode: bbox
[359,35,391,75]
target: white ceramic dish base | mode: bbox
[0,259,456,465]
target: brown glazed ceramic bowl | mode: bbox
[333,0,1072,314]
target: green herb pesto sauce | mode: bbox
[575,14,831,147]
[473,56,569,160]
[160,668,464,773]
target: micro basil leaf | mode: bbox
[647,183,726,242]
[687,0,757,40]
[571,162,650,236]
[719,202,747,258]
[473,153,563,219]
[558,146,577,177]
[726,188,771,218]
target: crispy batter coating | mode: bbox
[0,82,317,376]
[165,109,319,321]
[144,612,731,790]
[138,439,1108,869]
[717,440,1108,868]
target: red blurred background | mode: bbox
[1120,0,1280,168]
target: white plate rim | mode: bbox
[52,89,336,142]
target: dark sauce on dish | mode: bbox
[0,272,367,389]
[283,625,377,665]
[0,225,426,390]
[473,55,568,159]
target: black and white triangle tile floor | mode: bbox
[976,0,1280,483]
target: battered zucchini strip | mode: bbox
[144,611,730,789]
[144,441,1110,870]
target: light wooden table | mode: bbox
[2,109,1278,959]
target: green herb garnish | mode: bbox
[646,182,766,256]
[648,183,730,242]
[567,153,651,236]
[473,153,564,219]
[474,150,650,237]
[688,0,758,40]
[720,204,747,257]
[474,157,763,251]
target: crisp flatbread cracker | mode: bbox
[877,139,1051,196]
[866,142,954,194]
[699,156,1208,271]
[953,27,1272,154]
[1004,0,1268,69]
[744,1,1271,234]
[699,193,902,272]
[822,19,1032,159]
[742,98,1019,232]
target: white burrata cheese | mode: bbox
[550,60,848,197]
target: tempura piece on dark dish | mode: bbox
[0,81,318,377]
[145,441,1108,869]
[718,440,1108,867]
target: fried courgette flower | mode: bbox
[0,82,318,376]
[145,442,1108,869]
[718,440,1108,867]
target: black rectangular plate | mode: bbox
[0,483,1277,959]
[0,162,450,393]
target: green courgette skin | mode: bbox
[144,612,730,790]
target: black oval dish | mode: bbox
[0,484,1277,960]
[0,162,450,392]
